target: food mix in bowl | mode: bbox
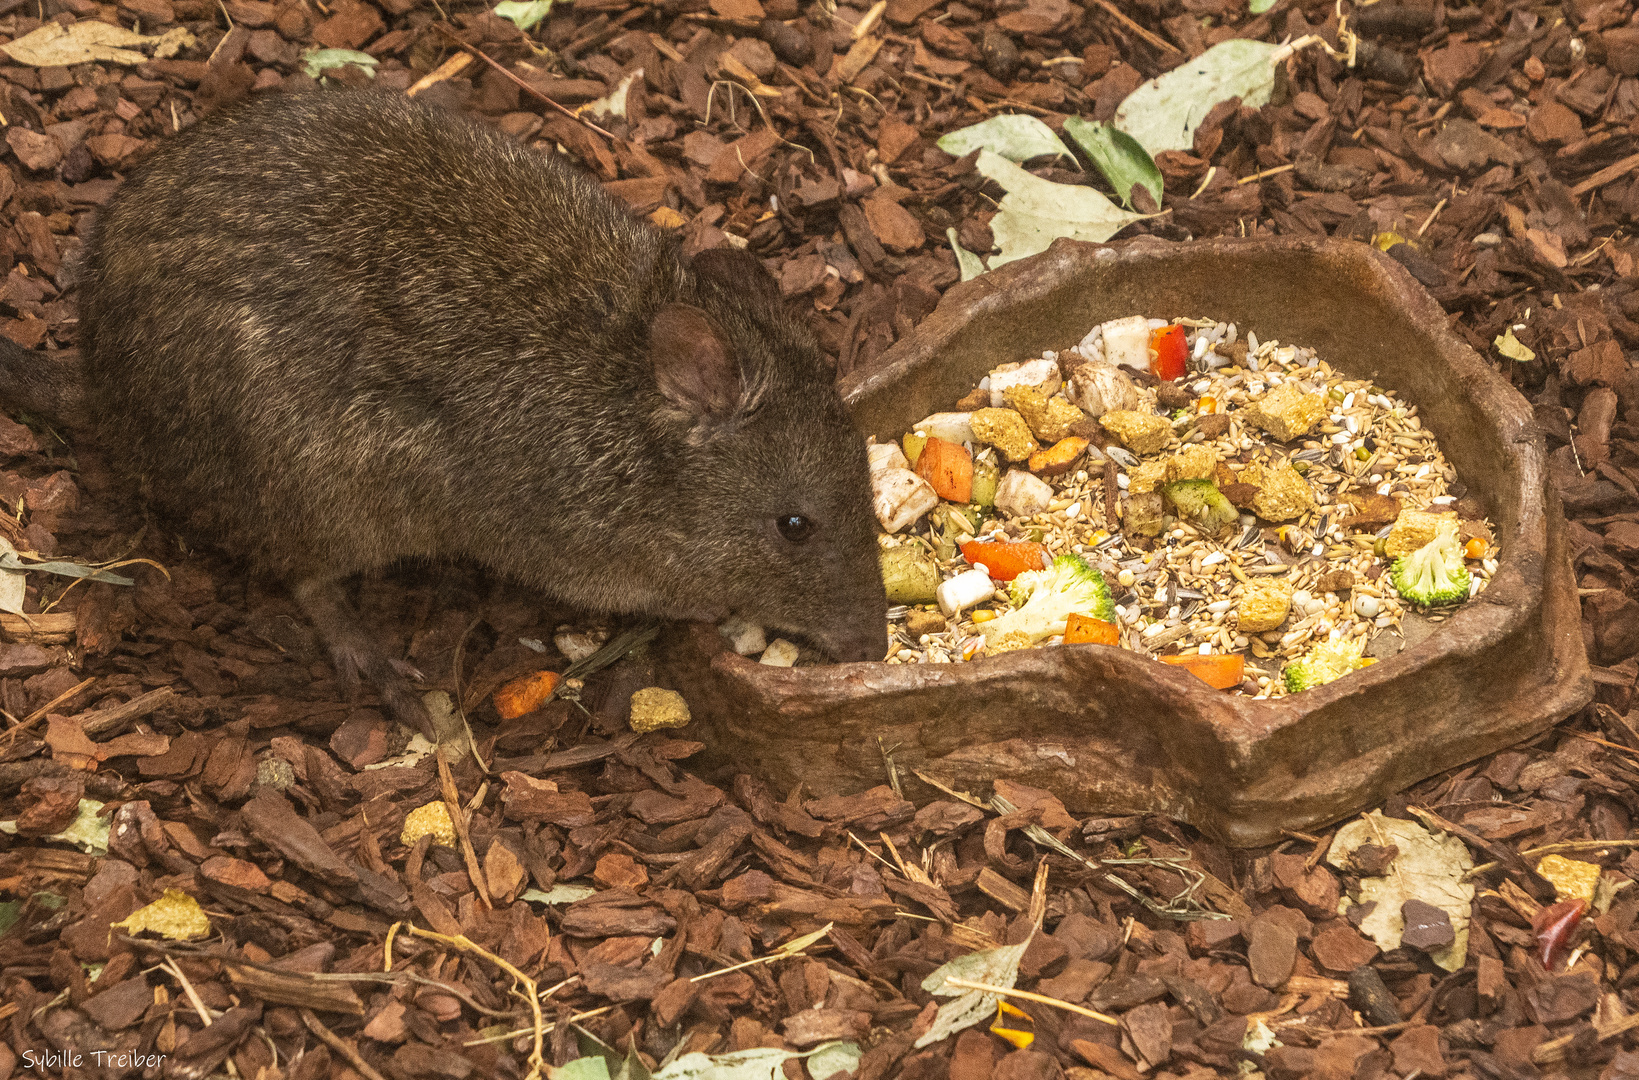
[858,315,1496,698]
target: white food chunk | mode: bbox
[759,638,800,666]
[1066,359,1141,418]
[994,469,1053,517]
[912,412,976,447]
[988,358,1062,407]
[1074,326,1106,363]
[554,630,605,662]
[937,568,994,617]
[1100,315,1153,371]
[872,467,940,533]
[868,441,910,474]
[718,615,767,656]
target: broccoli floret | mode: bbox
[1283,637,1371,694]
[1389,524,1472,607]
[1163,479,1239,536]
[982,553,1114,646]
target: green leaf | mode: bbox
[521,883,598,905]
[1113,39,1282,155]
[1327,810,1474,972]
[937,114,1071,164]
[914,941,1029,1048]
[770,923,833,958]
[1249,0,1276,10]
[0,893,66,936]
[0,539,23,616]
[1062,117,1162,209]
[569,1026,651,1080]
[975,150,1149,268]
[653,1050,791,1080]
[301,48,378,79]
[0,551,133,586]
[552,1059,614,1080]
[57,800,111,854]
[1,799,109,855]
[494,0,554,30]
[653,1045,855,1080]
[805,1043,862,1080]
[945,227,986,281]
[584,69,641,120]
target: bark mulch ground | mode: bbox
[2,0,1639,1077]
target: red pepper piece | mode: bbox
[1150,324,1189,381]
[1532,898,1588,970]
[960,540,1049,582]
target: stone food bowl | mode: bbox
[660,236,1590,846]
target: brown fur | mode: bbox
[3,89,886,731]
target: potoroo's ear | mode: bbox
[648,302,741,419]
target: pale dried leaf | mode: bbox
[1327,810,1473,971]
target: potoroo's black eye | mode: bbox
[776,515,814,542]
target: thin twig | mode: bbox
[163,959,241,1080]
[464,1004,613,1047]
[1534,1010,1639,1065]
[941,977,1119,1025]
[848,830,899,874]
[18,676,96,727]
[127,936,518,1019]
[1417,197,1447,237]
[437,753,493,910]
[432,24,616,142]
[877,735,902,796]
[851,0,887,37]
[162,959,218,1026]
[1571,150,1639,197]
[1083,0,1178,53]
[407,51,473,98]
[1189,165,1218,200]
[901,69,957,91]
[691,924,834,982]
[402,924,548,1080]
[1522,838,1639,857]
[1334,1020,1420,1036]
[36,555,166,614]
[450,613,490,774]
[703,79,816,166]
[5,685,176,744]
[1570,730,1639,758]
[302,1009,390,1080]
[1238,162,1296,185]
[993,795,1227,921]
